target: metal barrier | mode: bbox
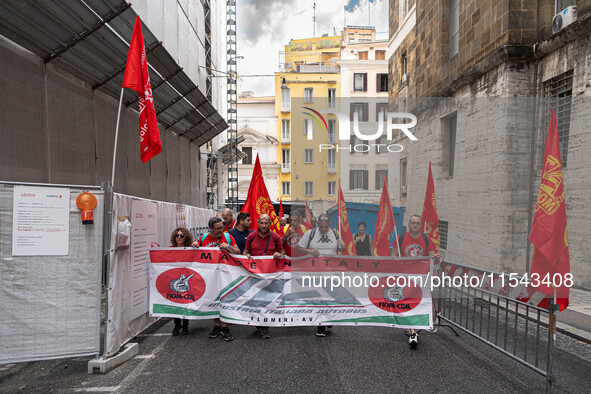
[434,261,556,393]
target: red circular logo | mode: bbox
[368,276,422,313]
[156,268,206,304]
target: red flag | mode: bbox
[240,155,280,232]
[373,177,395,256]
[122,15,162,163]
[338,181,357,255]
[278,199,284,219]
[305,201,313,229]
[529,110,570,311]
[421,162,440,254]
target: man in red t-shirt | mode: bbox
[192,216,239,341]
[390,214,437,349]
[222,208,237,232]
[244,214,285,339]
[280,210,308,257]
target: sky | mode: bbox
[236,0,389,96]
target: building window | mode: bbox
[328,88,336,108]
[400,158,407,197]
[282,148,290,171]
[375,170,388,190]
[402,53,408,75]
[375,50,386,60]
[442,112,457,177]
[304,149,314,163]
[281,84,291,112]
[449,0,459,58]
[304,118,313,138]
[376,74,389,93]
[327,149,337,172]
[328,119,337,143]
[242,147,252,164]
[282,181,291,196]
[305,181,314,196]
[281,119,290,140]
[304,88,313,103]
[328,181,336,196]
[350,103,369,122]
[401,0,409,18]
[376,103,389,122]
[358,51,368,60]
[375,135,387,153]
[439,220,449,250]
[354,73,367,92]
[555,0,577,14]
[349,170,368,190]
[544,70,573,167]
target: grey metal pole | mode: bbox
[111,88,125,189]
[101,181,114,359]
[546,300,557,393]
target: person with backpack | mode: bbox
[390,214,437,349]
[243,214,285,339]
[296,214,345,338]
[192,216,240,342]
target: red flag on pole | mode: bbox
[373,178,395,256]
[421,162,440,254]
[240,155,280,232]
[305,201,313,229]
[278,199,284,219]
[338,181,357,255]
[529,110,570,311]
[122,15,162,163]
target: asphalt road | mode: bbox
[1,318,590,393]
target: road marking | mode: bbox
[117,333,170,391]
[135,354,155,359]
[75,387,120,392]
[136,333,169,337]
[0,363,15,372]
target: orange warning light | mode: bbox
[76,191,98,225]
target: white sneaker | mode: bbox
[409,332,418,349]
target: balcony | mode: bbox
[298,64,339,73]
[281,163,291,173]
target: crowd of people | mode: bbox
[168,207,437,348]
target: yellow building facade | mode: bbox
[275,67,341,203]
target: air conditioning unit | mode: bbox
[552,6,577,34]
[401,73,409,85]
[401,185,407,195]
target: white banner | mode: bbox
[150,248,433,329]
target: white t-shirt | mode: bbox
[298,228,339,255]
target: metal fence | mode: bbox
[434,261,556,393]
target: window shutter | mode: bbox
[363,103,369,121]
[350,171,355,189]
[363,73,367,92]
[376,74,380,93]
[363,170,368,190]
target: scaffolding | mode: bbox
[226,0,239,210]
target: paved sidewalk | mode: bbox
[556,287,591,343]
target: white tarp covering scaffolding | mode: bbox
[0,183,102,363]
[105,193,214,356]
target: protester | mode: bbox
[391,214,437,349]
[229,212,252,253]
[280,210,308,257]
[221,208,237,232]
[279,216,287,227]
[353,221,373,256]
[169,227,194,336]
[310,216,317,228]
[193,217,240,341]
[297,214,345,337]
[243,214,285,339]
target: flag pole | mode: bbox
[111,87,125,188]
[388,177,401,257]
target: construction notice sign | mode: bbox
[12,185,70,256]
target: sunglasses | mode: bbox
[175,234,185,238]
